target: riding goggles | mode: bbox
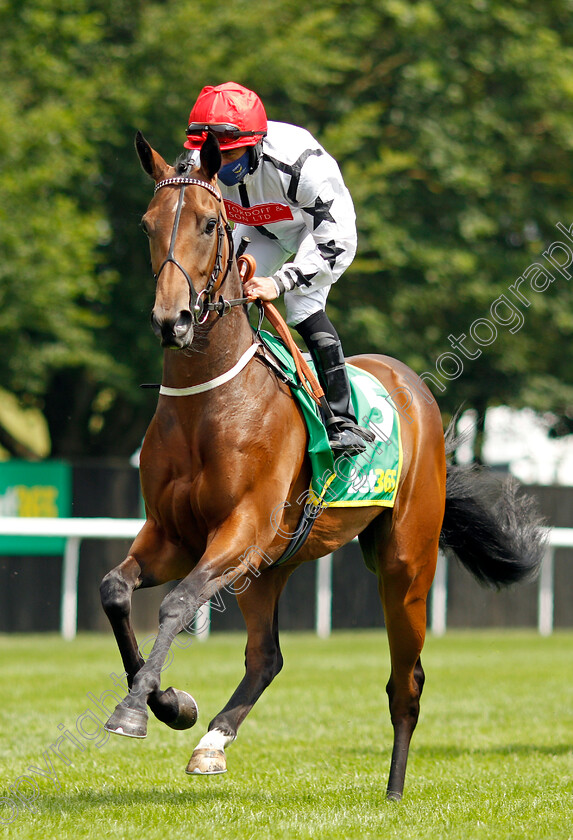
[186,122,267,146]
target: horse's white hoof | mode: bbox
[185,747,227,775]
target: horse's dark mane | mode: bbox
[173,150,196,176]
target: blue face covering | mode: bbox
[218,149,250,186]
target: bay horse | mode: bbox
[100,130,544,800]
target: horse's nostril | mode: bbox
[151,309,194,347]
[174,310,193,335]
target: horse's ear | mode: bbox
[199,130,222,180]
[135,131,170,181]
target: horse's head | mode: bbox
[135,130,230,349]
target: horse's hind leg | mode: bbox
[361,497,442,801]
[187,564,292,775]
[382,560,430,802]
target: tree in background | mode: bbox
[0,0,153,458]
[317,0,573,454]
[1,0,572,460]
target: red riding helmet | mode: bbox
[184,82,268,151]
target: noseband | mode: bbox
[153,176,246,323]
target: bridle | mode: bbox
[153,176,248,324]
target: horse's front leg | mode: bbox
[187,564,294,775]
[100,554,145,684]
[104,524,257,739]
[100,521,198,735]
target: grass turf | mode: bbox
[0,630,571,839]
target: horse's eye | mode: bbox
[140,219,150,237]
[205,218,217,235]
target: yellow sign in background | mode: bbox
[0,461,71,554]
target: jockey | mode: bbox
[184,81,374,456]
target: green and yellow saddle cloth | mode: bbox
[259,331,403,509]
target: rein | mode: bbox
[153,176,249,323]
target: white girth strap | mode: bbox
[159,342,260,396]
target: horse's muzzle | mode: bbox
[151,309,194,348]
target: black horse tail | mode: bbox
[439,423,547,588]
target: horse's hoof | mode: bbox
[104,705,148,738]
[386,790,403,803]
[185,748,227,775]
[162,687,198,731]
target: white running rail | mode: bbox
[0,519,568,640]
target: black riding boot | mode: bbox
[296,311,375,456]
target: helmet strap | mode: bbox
[248,140,264,174]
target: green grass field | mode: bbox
[0,631,571,840]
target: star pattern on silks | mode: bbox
[285,267,319,288]
[302,196,335,230]
[318,240,345,269]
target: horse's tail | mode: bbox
[439,422,547,588]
